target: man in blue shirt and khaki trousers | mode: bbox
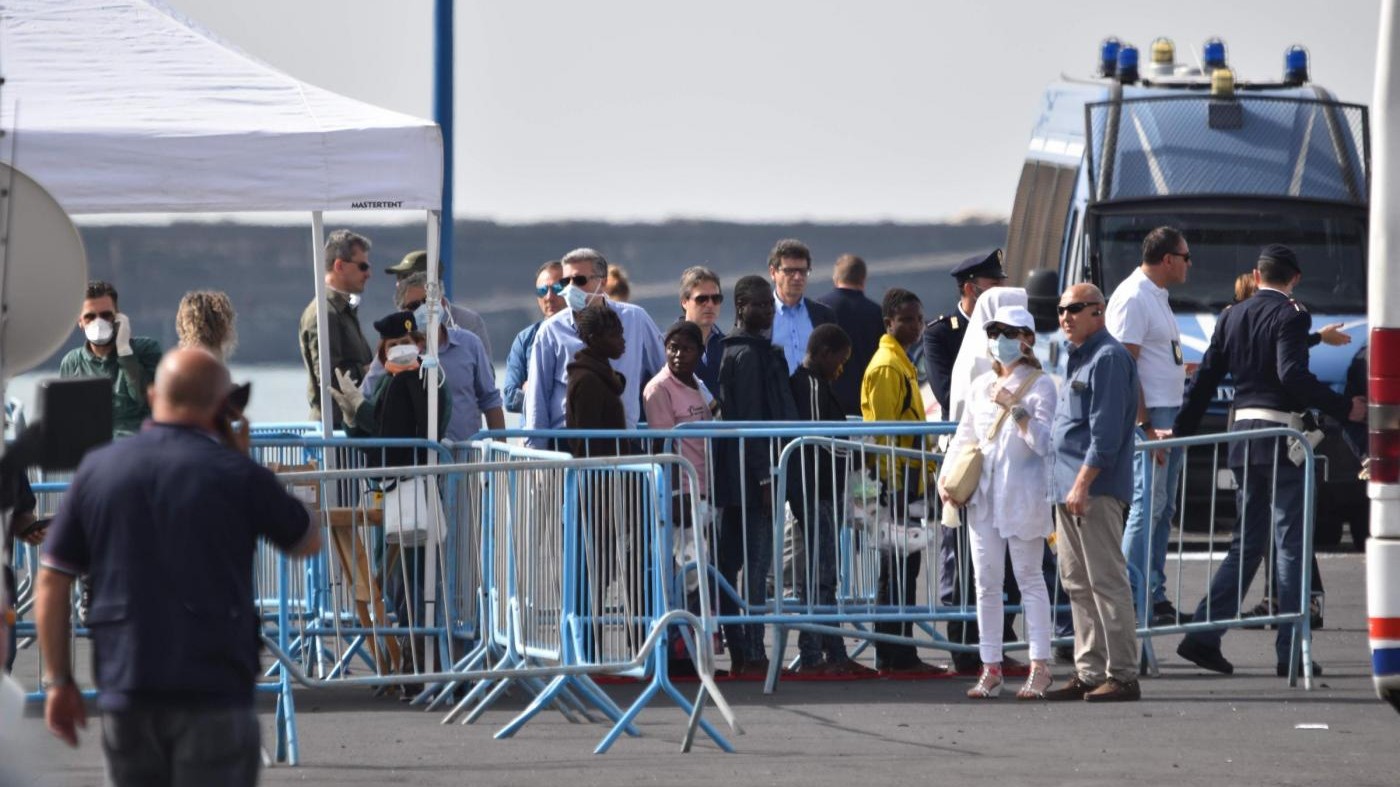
[1044,283,1142,702]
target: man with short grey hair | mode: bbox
[524,247,664,449]
[299,229,374,426]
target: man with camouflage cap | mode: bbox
[385,250,494,361]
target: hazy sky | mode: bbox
[165,0,1382,223]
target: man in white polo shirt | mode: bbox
[1105,226,1192,627]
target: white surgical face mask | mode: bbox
[85,318,114,346]
[992,334,1026,365]
[386,343,419,365]
[562,283,589,312]
[413,303,431,330]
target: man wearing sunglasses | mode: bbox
[504,260,565,413]
[678,266,725,393]
[1104,226,1193,628]
[523,248,664,449]
[384,249,494,362]
[1045,283,1142,702]
[59,280,163,438]
[298,229,375,427]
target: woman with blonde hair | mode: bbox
[175,290,238,360]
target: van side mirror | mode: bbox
[1026,269,1062,333]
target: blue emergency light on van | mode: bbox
[1100,37,1122,77]
[1203,38,1227,71]
[1004,37,1371,549]
[1117,44,1139,83]
[1285,45,1310,85]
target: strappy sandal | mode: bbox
[966,665,1003,699]
[1016,663,1054,700]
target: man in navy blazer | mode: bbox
[768,238,837,376]
[817,253,884,416]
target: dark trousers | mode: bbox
[794,501,847,665]
[1185,461,1307,664]
[101,706,260,787]
[718,505,772,664]
[875,549,923,667]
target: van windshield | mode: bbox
[1095,208,1367,314]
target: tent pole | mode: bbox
[434,0,454,300]
[424,209,442,650]
[425,210,441,442]
[311,212,334,443]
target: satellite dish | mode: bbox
[0,161,88,376]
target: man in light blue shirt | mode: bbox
[767,239,837,375]
[524,248,664,449]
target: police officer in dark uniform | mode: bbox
[1173,244,1365,677]
[923,249,1007,418]
[922,249,1013,672]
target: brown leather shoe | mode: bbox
[1042,674,1101,701]
[1083,677,1141,702]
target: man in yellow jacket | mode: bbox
[861,287,946,675]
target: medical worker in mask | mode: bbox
[522,248,664,449]
[938,305,1058,700]
[59,280,163,437]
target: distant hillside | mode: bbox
[51,219,1007,367]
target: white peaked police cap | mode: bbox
[987,305,1035,332]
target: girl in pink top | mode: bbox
[644,320,715,497]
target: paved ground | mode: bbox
[6,552,1399,786]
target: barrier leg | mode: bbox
[495,674,572,739]
[764,625,789,694]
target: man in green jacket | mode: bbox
[299,229,375,426]
[58,281,162,437]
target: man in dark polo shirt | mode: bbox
[35,348,320,786]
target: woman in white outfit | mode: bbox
[938,305,1057,699]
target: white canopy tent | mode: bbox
[0,0,447,440]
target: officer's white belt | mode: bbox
[1233,407,1305,428]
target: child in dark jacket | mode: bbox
[565,302,644,654]
[788,324,873,674]
[715,275,798,676]
[565,303,629,457]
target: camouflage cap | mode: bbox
[385,249,428,276]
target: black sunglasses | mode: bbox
[403,299,426,312]
[985,324,1029,338]
[340,260,370,272]
[690,293,723,305]
[1171,251,1192,262]
[565,274,600,287]
[1057,301,1103,316]
[535,281,565,298]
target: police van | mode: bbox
[1011,37,1370,547]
